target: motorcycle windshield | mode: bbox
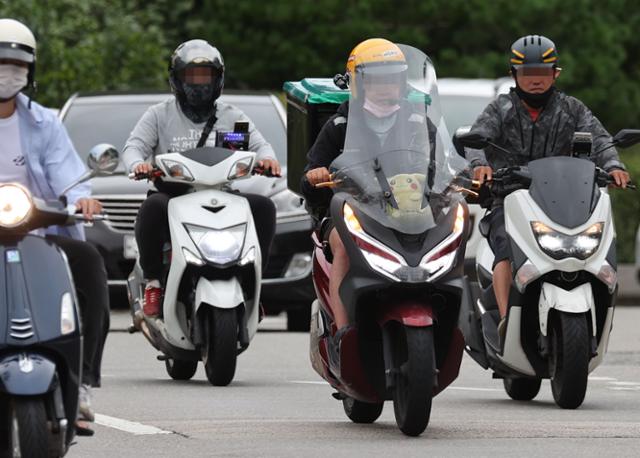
[330,44,469,234]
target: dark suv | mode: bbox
[59,91,314,330]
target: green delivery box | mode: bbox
[283,78,349,194]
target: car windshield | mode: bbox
[62,95,286,173]
[439,94,493,134]
[330,44,469,235]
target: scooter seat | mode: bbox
[481,310,501,353]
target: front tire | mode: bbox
[165,358,198,381]
[549,312,590,409]
[391,326,435,437]
[5,397,49,458]
[342,396,384,424]
[202,308,238,386]
[503,377,542,401]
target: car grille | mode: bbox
[96,195,145,233]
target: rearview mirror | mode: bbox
[87,144,120,175]
[455,131,490,150]
[612,129,640,149]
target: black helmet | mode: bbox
[510,35,559,73]
[0,18,37,91]
[169,39,224,122]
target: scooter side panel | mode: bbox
[496,307,536,376]
[0,353,56,395]
[538,282,596,337]
[0,236,79,347]
[589,306,614,372]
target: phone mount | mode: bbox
[571,132,593,158]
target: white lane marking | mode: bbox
[609,386,640,391]
[290,380,329,385]
[449,386,502,392]
[588,376,618,381]
[608,381,640,386]
[95,414,173,435]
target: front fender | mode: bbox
[195,277,244,313]
[377,303,435,327]
[0,353,57,395]
[538,282,596,336]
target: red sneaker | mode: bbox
[143,286,163,317]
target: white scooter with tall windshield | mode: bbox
[456,129,640,409]
[128,145,275,386]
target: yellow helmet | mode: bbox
[345,38,407,98]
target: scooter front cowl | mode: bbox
[0,353,56,395]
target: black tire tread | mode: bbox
[550,313,590,409]
[203,308,238,386]
[503,377,542,401]
[13,397,49,458]
[165,358,198,380]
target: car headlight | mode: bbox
[60,292,77,335]
[185,223,246,265]
[0,183,33,228]
[531,221,603,260]
[161,159,194,182]
[271,189,306,218]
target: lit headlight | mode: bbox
[228,157,253,180]
[185,223,246,265]
[161,159,194,182]
[60,292,77,335]
[0,184,33,228]
[531,221,603,260]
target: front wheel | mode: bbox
[549,312,590,409]
[503,377,542,401]
[342,396,384,424]
[202,308,239,386]
[4,397,49,458]
[391,326,435,437]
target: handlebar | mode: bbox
[252,166,281,178]
[128,169,165,181]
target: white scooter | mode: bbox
[127,146,275,386]
[456,129,640,409]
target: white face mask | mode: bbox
[0,64,28,100]
[363,97,401,118]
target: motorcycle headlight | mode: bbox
[0,184,33,228]
[185,223,246,265]
[161,159,194,182]
[531,221,603,260]
[60,292,77,335]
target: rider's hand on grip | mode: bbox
[306,167,331,187]
[473,166,493,185]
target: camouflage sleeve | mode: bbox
[465,100,503,168]
[573,98,626,171]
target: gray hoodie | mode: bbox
[122,97,275,172]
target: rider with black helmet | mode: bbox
[123,39,280,317]
[467,34,630,340]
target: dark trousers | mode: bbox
[135,192,276,280]
[47,235,110,387]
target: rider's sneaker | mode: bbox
[143,284,163,317]
[78,383,95,422]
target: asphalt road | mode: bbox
[68,307,640,457]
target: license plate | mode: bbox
[123,234,139,259]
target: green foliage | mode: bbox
[0,0,173,107]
